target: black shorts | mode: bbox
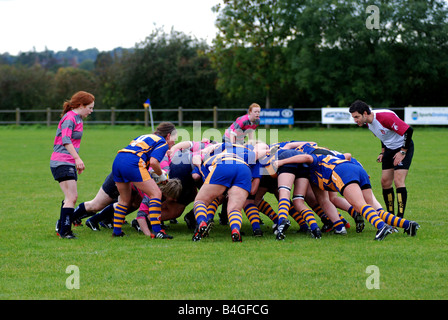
[277,149,310,179]
[102,172,120,199]
[382,141,414,170]
[259,175,278,194]
[51,165,77,182]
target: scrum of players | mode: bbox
[61,119,419,243]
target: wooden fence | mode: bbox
[0,106,407,127]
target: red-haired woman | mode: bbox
[51,91,95,239]
[223,103,261,145]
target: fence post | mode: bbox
[111,107,115,126]
[213,106,218,129]
[46,108,51,127]
[178,107,183,127]
[15,108,20,126]
[144,107,149,127]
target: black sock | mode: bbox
[59,207,74,235]
[89,203,115,223]
[72,202,89,221]
[396,187,407,218]
[382,188,395,215]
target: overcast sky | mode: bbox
[0,0,222,55]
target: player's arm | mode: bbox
[401,126,413,153]
[168,141,193,156]
[149,157,163,176]
[393,126,413,166]
[377,142,386,163]
[275,154,313,167]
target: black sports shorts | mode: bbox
[382,140,414,170]
[51,165,77,182]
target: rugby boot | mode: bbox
[311,227,323,239]
[86,219,100,231]
[151,230,173,239]
[231,228,242,242]
[374,224,393,241]
[192,221,207,242]
[404,221,420,236]
[276,219,291,240]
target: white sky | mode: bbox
[0,0,223,55]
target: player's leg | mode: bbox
[394,169,409,218]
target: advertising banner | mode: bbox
[404,107,448,125]
[321,108,353,124]
[260,108,294,125]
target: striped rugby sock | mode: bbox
[244,203,261,231]
[228,210,243,232]
[300,209,319,231]
[148,198,162,234]
[289,207,308,229]
[194,201,208,225]
[113,203,128,235]
[377,208,410,229]
[277,198,290,223]
[207,198,220,221]
[360,205,385,230]
[258,199,278,224]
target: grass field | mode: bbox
[1,125,447,300]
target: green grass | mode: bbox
[1,125,447,300]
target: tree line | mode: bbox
[1,0,447,123]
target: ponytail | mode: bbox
[154,122,176,138]
[61,91,95,117]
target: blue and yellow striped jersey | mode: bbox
[118,134,168,166]
[308,154,350,192]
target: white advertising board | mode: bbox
[404,107,448,125]
[321,108,353,124]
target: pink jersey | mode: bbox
[368,110,409,150]
[50,110,83,167]
[224,114,260,144]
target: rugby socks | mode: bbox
[244,203,261,231]
[396,187,407,218]
[311,204,332,225]
[377,208,410,229]
[382,188,395,215]
[258,199,278,224]
[311,204,325,220]
[89,203,115,224]
[332,219,345,232]
[300,209,319,231]
[289,207,308,231]
[277,198,290,224]
[72,202,89,221]
[228,210,243,232]
[59,207,74,236]
[113,203,128,235]
[338,212,349,227]
[148,198,162,234]
[347,206,357,219]
[360,205,385,230]
[207,198,220,221]
[194,201,208,225]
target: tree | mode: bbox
[211,0,293,108]
[112,28,220,110]
[283,0,448,107]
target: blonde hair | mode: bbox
[159,178,182,200]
